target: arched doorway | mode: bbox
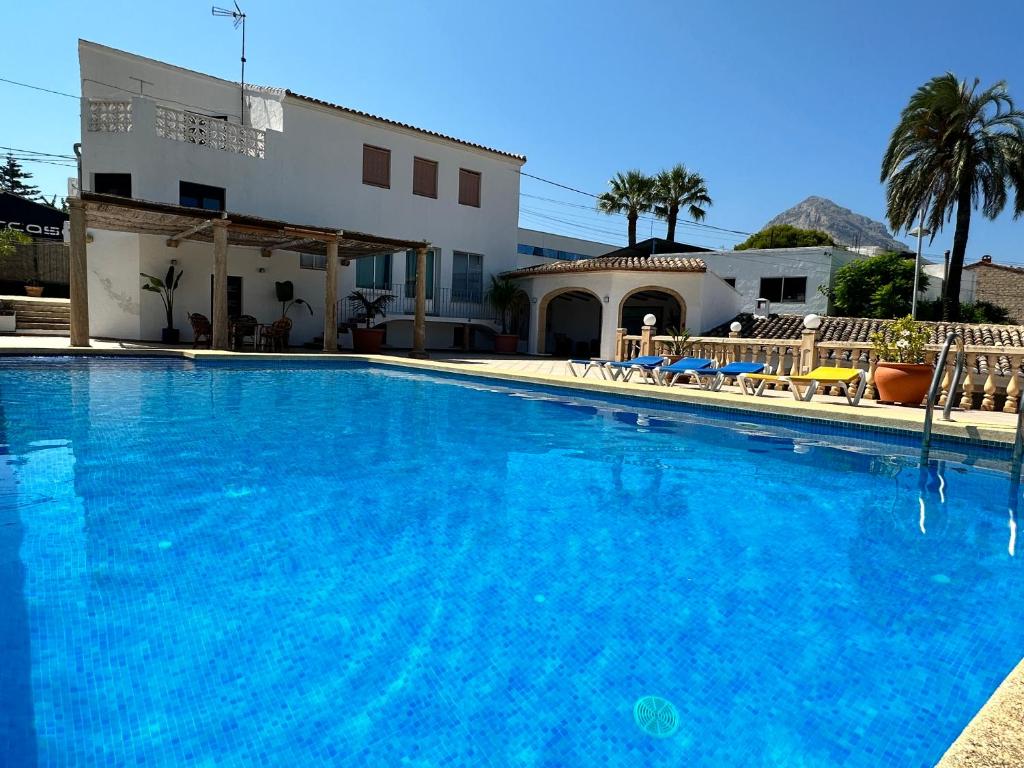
[618,286,686,334]
[538,287,602,357]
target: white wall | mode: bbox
[79,40,524,338]
[699,247,857,315]
[922,263,976,303]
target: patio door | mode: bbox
[404,249,435,300]
[210,275,243,318]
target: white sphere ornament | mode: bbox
[730,321,742,333]
[803,313,822,330]
[643,313,658,327]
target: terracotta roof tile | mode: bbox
[505,255,707,278]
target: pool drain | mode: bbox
[633,695,679,738]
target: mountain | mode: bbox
[765,196,908,252]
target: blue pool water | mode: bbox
[0,358,1021,767]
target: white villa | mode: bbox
[66,40,870,357]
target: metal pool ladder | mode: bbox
[920,331,966,462]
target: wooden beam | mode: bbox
[410,244,429,359]
[68,197,90,347]
[323,239,339,353]
[270,237,317,253]
[166,219,214,247]
[211,219,230,350]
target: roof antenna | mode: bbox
[212,2,247,126]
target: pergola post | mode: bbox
[211,219,230,350]
[68,197,90,347]
[323,237,339,352]
[410,244,429,359]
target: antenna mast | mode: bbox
[212,2,247,126]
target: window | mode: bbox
[356,253,392,289]
[362,145,391,188]
[404,249,436,298]
[413,157,438,198]
[516,243,590,261]
[458,169,481,207]
[759,276,807,303]
[452,251,483,301]
[300,253,327,270]
[94,173,132,197]
[179,181,225,211]
[723,277,737,288]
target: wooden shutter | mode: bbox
[413,157,438,198]
[362,145,391,188]
[459,169,481,207]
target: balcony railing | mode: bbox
[340,284,498,324]
[88,100,132,132]
[154,104,265,159]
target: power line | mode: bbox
[0,145,76,160]
[0,77,77,100]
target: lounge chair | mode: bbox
[603,355,667,383]
[653,357,716,386]
[566,359,611,378]
[684,361,769,391]
[737,366,867,406]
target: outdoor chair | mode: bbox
[260,317,292,352]
[648,357,716,386]
[566,359,611,378]
[738,366,867,406]
[188,313,212,349]
[230,315,258,351]
[603,355,669,383]
[663,361,769,391]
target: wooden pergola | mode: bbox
[69,193,431,356]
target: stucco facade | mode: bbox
[79,40,524,345]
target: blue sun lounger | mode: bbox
[566,359,611,378]
[603,355,667,382]
[651,357,715,386]
[684,361,770,391]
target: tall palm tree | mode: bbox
[653,165,713,242]
[881,74,1024,320]
[597,170,655,247]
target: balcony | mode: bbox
[86,99,266,159]
[340,285,499,326]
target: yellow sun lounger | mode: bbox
[737,366,868,406]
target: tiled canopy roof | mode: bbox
[505,255,707,278]
[707,313,1024,347]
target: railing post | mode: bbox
[615,328,626,361]
[982,357,997,411]
[640,325,655,357]
[799,328,817,375]
[1005,359,1021,414]
[959,355,975,411]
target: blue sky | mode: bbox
[3,0,1023,262]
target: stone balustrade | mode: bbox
[612,327,1024,413]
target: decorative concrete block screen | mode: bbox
[155,105,265,159]
[87,101,133,133]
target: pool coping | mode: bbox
[2,346,1020,449]
[4,344,1023,765]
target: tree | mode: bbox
[597,170,655,247]
[653,164,712,242]
[830,251,928,318]
[0,228,31,258]
[734,224,834,250]
[881,74,1024,321]
[0,154,41,199]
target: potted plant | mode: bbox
[661,326,692,363]
[347,289,394,353]
[24,277,44,298]
[0,300,15,333]
[485,275,527,354]
[141,265,184,344]
[871,315,933,405]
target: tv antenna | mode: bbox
[212,2,247,126]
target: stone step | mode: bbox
[16,321,70,330]
[12,311,71,321]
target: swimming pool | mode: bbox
[1,357,1020,766]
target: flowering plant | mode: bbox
[870,315,930,364]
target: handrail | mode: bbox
[921,331,966,460]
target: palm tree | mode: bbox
[881,74,1024,320]
[597,170,655,246]
[653,165,713,242]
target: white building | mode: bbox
[515,228,616,269]
[697,246,862,316]
[78,40,525,348]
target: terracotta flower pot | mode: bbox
[874,362,934,405]
[493,334,519,354]
[351,327,385,354]
[25,285,44,297]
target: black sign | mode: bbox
[0,191,68,240]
